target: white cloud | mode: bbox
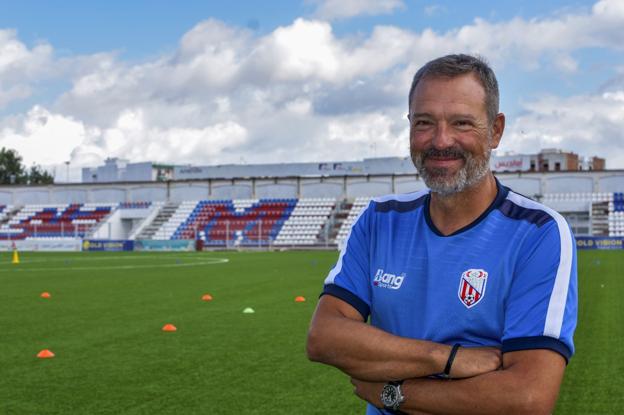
[0,106,87,165]
[424,5,446,17]
[249,19,342,82]
[553,52,579,73]
[326,112,408,157]
[501,91,624,167]
[0,29,54,109]
[0,30,53,78]
[593,0,624,18]
[310,0,405,20]
[2,0,624,176]
[96,109,248,165]
[0,104,250,169]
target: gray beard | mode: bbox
[411,146,491,196]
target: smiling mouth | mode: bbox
[425,155,465,166]
[427,155,462,161]
[424,146,465,158]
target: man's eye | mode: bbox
[455,120,473,128]
[413,120,431,127]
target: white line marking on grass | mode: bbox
[1,257,230,273]
[2,254,217,264]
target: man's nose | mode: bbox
[431,123,454,149]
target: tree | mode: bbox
[0,147,54,185]
[27,165,54,185]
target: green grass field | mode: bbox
[0,250,622,414]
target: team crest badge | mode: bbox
[458,269,488,308]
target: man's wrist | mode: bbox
[441,344,461,378]
[429,343,454,375]
[380,380,405,411]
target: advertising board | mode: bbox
[82,240,134,252]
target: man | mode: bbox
[306,54,577,415]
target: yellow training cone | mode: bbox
[12,249,19,264]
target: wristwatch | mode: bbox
[380,380,405,411]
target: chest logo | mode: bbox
[373,268,405,290]
[458,269,488,308]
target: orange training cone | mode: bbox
[40,292,51,299]
[162,324,177,332]
[202,294,213,301]
[295,296,306,302]
[37,349,55,358]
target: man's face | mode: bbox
[408,73,502,196]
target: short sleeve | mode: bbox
[322,201,373,321]
[502,219,578,362]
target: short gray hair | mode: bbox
[408,54,499,124]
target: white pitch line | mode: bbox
[0,254,219,264]
[1,258,230,273]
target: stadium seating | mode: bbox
[335,197,370,247]
[1,192,622,245]
[0,205,13,221]
[608,192,624,237]
[0,203,115,240]
[542,192,610,203]
[152,201,197,240]
[152,198,297,246]
[148,198,339,246]
[119,201,152,209]
[274,198,336,246]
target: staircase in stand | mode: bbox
[136,201,179,240]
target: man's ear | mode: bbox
[490,113,505,149]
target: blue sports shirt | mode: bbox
[322,181,578,415]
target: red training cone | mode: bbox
[40,292,51,299]
[162,324,177,332]
[37,349,55,358]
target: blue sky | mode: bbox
[1,0,623,180]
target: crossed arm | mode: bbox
[307,295,566,415]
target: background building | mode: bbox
[81,149,606,183]
[82,158,176,183]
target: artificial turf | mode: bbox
[0,250,621,414]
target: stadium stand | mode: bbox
[151,201,193,240]
[0,203,115,240]
[0,205,12,221]
[152,198,297,246]
[331,192,624,246]
[274,198,335,246]
[608,192,624,237]
[335,197,370,247]
[1,191,624,245]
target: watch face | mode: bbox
[381,384,398,406]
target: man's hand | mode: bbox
[350,378,384,409]
[449,346,501,378]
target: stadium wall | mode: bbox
[0,170,622,203]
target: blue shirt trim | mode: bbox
[374,194,427,213]
[424,178,509,237]
[502,336,572,363]
[497,199,554,227]
[322,283,370,321]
